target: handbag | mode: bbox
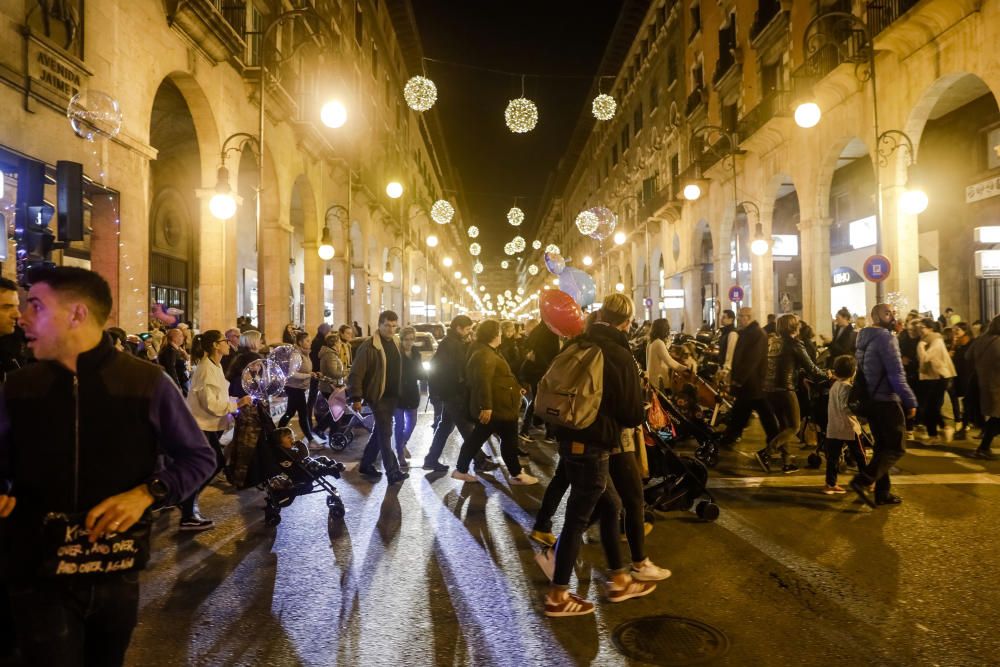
[647,393,668,431]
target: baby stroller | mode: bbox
[313,377,365,451]
[651,386,723,467]
[642,426,720,521]
[259,427,348,539]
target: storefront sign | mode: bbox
[975,250,1000,278]
[831,266,863,286]
[26,35,91,106]
[728,285,744,302]
[966,176,1000,204]
[771,235,799,257]
[663,289,684,309]
[974,226,1000,244]
[863,254,891,283]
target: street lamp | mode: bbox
[582,255,593,266]
[383,246,403,283]
[386,181,404,199]
[320,100,348,129]
[320,202,348,261]
[426,234,439,247]
[317,227,335,260]
[208,132,258,220]
[443,256,453,267]
[613,230,627,245]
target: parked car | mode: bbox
[414,322,446,341]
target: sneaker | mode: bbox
[529,529,557,547]
[544,591,594,617]
[451,470,478,483]
[875,493,902,506]
[310,433,327,446]
[849,478,876,508]
[357,466,383,478]
[510,472,539,485]
[631,558,672,581]
[781,463,799,474]
[822,485,847,495]
[754,448,771,473]
[973,448,996,460]
[535,547,556,581]
[422,461,449,472]
[387,471,409,485]
[179,515,214,532]
[606,578,657,603]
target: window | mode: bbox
[689,1,701,39]
[633,104,643,133]
[692,58,704,89]
[666,50,678,86]
[612,144,619,166]
[354,3,363,45]
[621,125,630,152]
[649,81,659,109]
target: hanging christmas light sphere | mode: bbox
[575,210,599,236]
[473,261,484,274]
[430,199,454,224]
[591,94,617,121]
[404,75,437,112]
[501,260,509,269]
[504,290,512,298]
[545,243,560,255]
[528,264,539,275]
[505,98,538,133]
[469,242,481,256]
[512,236,526,252]
[532,240,542,250]
[504,242,516,256]
[507,207,525,226]
[467,225,479,238]
[586,206,617,241]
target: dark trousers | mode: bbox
[533,457,569,533]
[520,382,554,437]
[552,447,623,587]
[825,437,867,487]
[979,417,1000,452]
[360,397,401,476]
[424,400,475,467]
[856,401,906,498]
[723,388,779,444]
[10,573,140,667]
[609,450,646,564]
[279,387,312,439]
[456,419,522,476]
[306,377,319,428]
[920,378,948,437]
[180,430,223,518]
[765,390,801,462]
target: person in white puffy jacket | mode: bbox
[916,317,956,442]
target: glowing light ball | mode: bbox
[404,75,437,112]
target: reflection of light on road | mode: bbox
[416,479,572,667]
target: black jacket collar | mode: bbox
[586,322,629,348]
[70,333,117,376]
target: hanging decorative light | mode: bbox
[532,240,542,250]
[528,264,539,275]
[467,225,479,238]
[504,242,516,256]
[505,98,538,133]
[512,235,526,252]
[507,206,525,226]
[469,242,481,256]
[575,210,599,236]
[404,75,437,112]
[545,243,560,255]
[592,93,616,121]
[501,260,509,269]
[473,261,484,274]
[430,199,454,224]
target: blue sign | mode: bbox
[728,285,744,302]
[863,254,892,283]
[644,297,653,307]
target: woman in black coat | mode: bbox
[393,327,423,466]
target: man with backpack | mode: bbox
[851,303,917,507]
[540,294,658,617]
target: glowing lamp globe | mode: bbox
[404,76,437,112]
[382,270,394,283]
[469,243,481,256]
[615,282,625,293]
[751,238,770,256]
[683,183,702,201]
[427,234,439,247]
[209,192,237,220]
[320,100,348,129]
[317,243,335,261]
[505,98,538,133]
[613,230,627,245]
[386,181,404,199]
[582,255,593,266]
[532,240,542,250]
[592,94,616,121]
[467,226,479,238]
[901,188,929,215]
[443,256,454,268]
[794,102,821,129]
[507,207,525,226]
[431,199,455,224]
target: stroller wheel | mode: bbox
[695,501,720,522]
[807,452,822,469]
[329,433,349,451]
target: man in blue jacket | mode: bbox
[851,303,917,507]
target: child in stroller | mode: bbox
[652,385,724,467]
[261,427,347,537]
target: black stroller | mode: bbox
[643,425,720,521]
[259,427,348,539]
[651,386,723,467]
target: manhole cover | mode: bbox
[611,615,729,665]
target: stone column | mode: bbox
[798,217,833,335]
[194,193,229,332]
[302,242,324,332]
[330,256,349,326]
[881,184,920,302]
[259,220,291,344]
[750,206,775,322]
[351,266,369,333]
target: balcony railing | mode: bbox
[866,0,921,36]
[712,47,736,86]
[737,89,791,141]
[685,87,706,116]
[750,0,784,42]
[168,0,246,64]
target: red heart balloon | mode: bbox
[539,289,586,338]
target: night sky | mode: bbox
[410,1,624,265]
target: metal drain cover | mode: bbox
[611,615,729,665]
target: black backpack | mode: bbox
[848,343,884,418]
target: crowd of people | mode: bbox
[1,264,999,664]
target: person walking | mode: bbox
[279,331,324,447]
[348,311,408,484]
[519,318,561,443]
[157,328,190,396]
[423,316,477,472]
[721,308,779,447]
[949,323,973,438]
[915,317,956,443]
[393,326,422,467]
[850,303,918,507]
[966,315,1000,459]
[226,330,263,398]
[757,314,830,473]
[0,266,215,666]
[183,330,253,530]
[451,320,538,485]
[542,294,657,617]
[716,309,738,379]
[0,276,21,664]
[823,355,867,495]
[646,318,688,392]
[307,323,332,424]
[826,307,857,366]
[313,331,347,439]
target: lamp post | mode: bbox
[208,133,259,220]
[795,11,928,302]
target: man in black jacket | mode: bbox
[722,308,779,446]
[825,307,857,367]
[157,327,189,395]
[544,294,656,617]
[0,266,216,666]
[423,315,475,472]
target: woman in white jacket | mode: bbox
[646,318,688,392]
[182,330,251,531]
[916,317,957,442]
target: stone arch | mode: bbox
[147,72,220,188]
[814,135,874,220]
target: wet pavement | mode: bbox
[127,405,1000,666]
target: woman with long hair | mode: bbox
[646,318,687,392]
[279,331,324,446]
[183,330,251,531]
[226,330,263,398]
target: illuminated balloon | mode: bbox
[561,267,597,308]
[268,344,303,377]
[586,206,617,241]
[67,90,122,141]
[539,289,586,338]
[544,251,566,275]
[151,303,179,328]
[241,358,286,401]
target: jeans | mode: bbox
[393,407,418,458]
[855,401,906,498]
[920,378,948,437]
[533,456,569,533]
[10,573,140,667]
[979,417,1000,452]
[825,437,867,487]
[552,446,623,587]
[424,400,475,467]
[455,419,522,476]
[765,390,801,463]
[279,387,312,439]
[723,388,779,444]
[360,397,401,476]
[180,430,223,518]
[609,450,646,564]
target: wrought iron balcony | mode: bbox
[712,47,737,86]
[167,0,246,64]
[866,0,921,36]
[685,87,706,116]
[737,89,791,141]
